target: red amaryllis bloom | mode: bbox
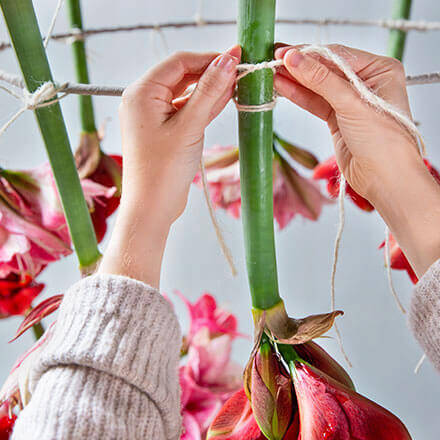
[292,361,412,439]
[378,159,440,284]
[246,341,293,439]
[379,233,418,284]
[0,402,16,440]
[0,273,44,318]
[209,340,354,440]
[74,131,123,243]
[180,328,242,439]
[194,145,330,229]
[87,154,122,243]
[207,389,265,440]
[313,155,374,212]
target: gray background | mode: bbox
[1,0,439,438]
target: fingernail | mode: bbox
[275,46,289,59]
[226,44,241,60]
[213,54,236,73]
[285,49,304,68]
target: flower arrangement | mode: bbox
[0,0,429,438]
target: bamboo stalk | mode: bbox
[66,0,97,133]
[237,0,280,310]
[0,0,101,270]
[387,0,413,61]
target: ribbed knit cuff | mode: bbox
[30,274,182,438]
[410,259,440,372]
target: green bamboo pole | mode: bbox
[66,0,97,133]
[237,0,281,310]
[387,0,412,61]
[0,0,101,270]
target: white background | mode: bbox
[1,1,439,438]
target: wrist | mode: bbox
[98,201,171,287]
[371,155,440,277]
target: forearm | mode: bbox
[12,274,182,439]
[98,199,171,288]
[371,152,440,278]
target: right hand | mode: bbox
[273,44,424,203]
[274,44,440,278]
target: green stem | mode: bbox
[66,0,96,133]
[237,0,280,310]
[0,0,101,270]
[32,322,45,340]
[387,0,412,61]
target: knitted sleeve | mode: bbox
[410,258,440,373]
[11,274,182,440]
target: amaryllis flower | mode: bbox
[75,131,123,243]
[0,163,116,278]
[86,154,122,243]
[193,146,242,219]
[292,361,412,439]
[0,274,44,318]
[377,159,440,284]
[209,332,411,439]
[194,145,330,229]
[180,328,242,439]
[207,389,266,440]
[313,155,375,212]
[0,402,16,440]
[273,156,331,229]
[176,291,242,347]
[0,322,56,411]
[245,339,293,439]
[379,233,418,284]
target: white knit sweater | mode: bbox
[10,259,440,439]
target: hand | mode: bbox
[274,44,423,201]
[99,47,241,287]
[274,44,440,278]
[119,46,241,223]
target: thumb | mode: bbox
[175,53,238,130]
[282,49,358,114]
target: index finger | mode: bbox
[138,51,219,98]
[275,43,382,76]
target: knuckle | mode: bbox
[307,63,330,86]
[390,57,405,74]
[171,51,189,63]
[197,72,223,99]
[121,85,139,105]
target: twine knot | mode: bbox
[23,83,60,110]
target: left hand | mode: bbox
[99,47,241,287]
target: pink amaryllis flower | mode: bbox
[0,274,44,318]
[193,145,330,229]
[193,146,242,219]
[313,155,375,212]
[292,361,412,439]
[273,156,330,229]
[180,328,242,439]
[176,291,242,348]
[0,163,116,278]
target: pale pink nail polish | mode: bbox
[285,49,304,68]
